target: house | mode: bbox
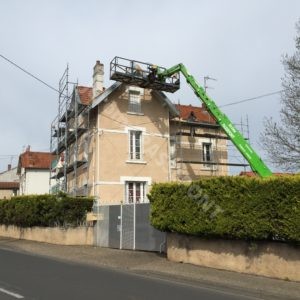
[17,148,54,195]
[0,164,19,199]
[50,59,228,204]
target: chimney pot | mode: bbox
[8,164,11,171]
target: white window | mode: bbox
[125,181,147,203]
[128,90,141,114]
[203,142,212,164]
[129,130,142,160]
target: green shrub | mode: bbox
[148,176,300,243]
[0,193,94,227]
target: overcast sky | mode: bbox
[0,0,299,173]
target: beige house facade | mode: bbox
[50,61,228,204]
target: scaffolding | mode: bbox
[227,116,251,174]
[170,116,250,180]
[49,66,90,196]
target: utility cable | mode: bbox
[0,53,60,94]
[220,90,283,108]
[100,112,161,132]
[0,53,285,108]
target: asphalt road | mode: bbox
[0,248,259,300]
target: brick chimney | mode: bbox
[93,60,104,98]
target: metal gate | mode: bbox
[94,203,166,252]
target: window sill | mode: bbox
[127,111,144,116]
[126,160,147,165]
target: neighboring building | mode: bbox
[17,149,54,195]
[0,164,19,199]
[50,59,228,204]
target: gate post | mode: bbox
[120,202,123,249]
[133,202,136,250]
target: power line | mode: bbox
[0,53,60,94]
[220,90,283,108]
[0,52,285,109]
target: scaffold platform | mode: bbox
[110,56,180,93]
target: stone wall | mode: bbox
[0,225,94,246]
[167,233,300,282]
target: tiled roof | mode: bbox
[17,151,55,174]
[77,86,93,105]
[0,182,19,189]
[239,171,257,177]
[239,171,293,177]
[175,104,216,124]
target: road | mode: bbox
[0,248,258,300]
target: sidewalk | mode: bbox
[0,237,299,300]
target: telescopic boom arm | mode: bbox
[157,63,272,178]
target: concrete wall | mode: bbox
[167,233,300,282]
[0,225,94,245]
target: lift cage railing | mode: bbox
[110,56,180,93]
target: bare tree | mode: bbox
[261,20,300,172]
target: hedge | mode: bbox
[0,193,94,227]
[148,176,300,243]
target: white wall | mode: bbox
[21,169,50,195]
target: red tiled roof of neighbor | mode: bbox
[239,171,294,177]
[0,182,19,189]
[77,86,93,105]
[175,104,216,124]
[18,151,55,173]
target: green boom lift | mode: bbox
[110,57,273,178]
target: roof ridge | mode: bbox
[21,151,52,155]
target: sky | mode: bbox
[0,0,299,173]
